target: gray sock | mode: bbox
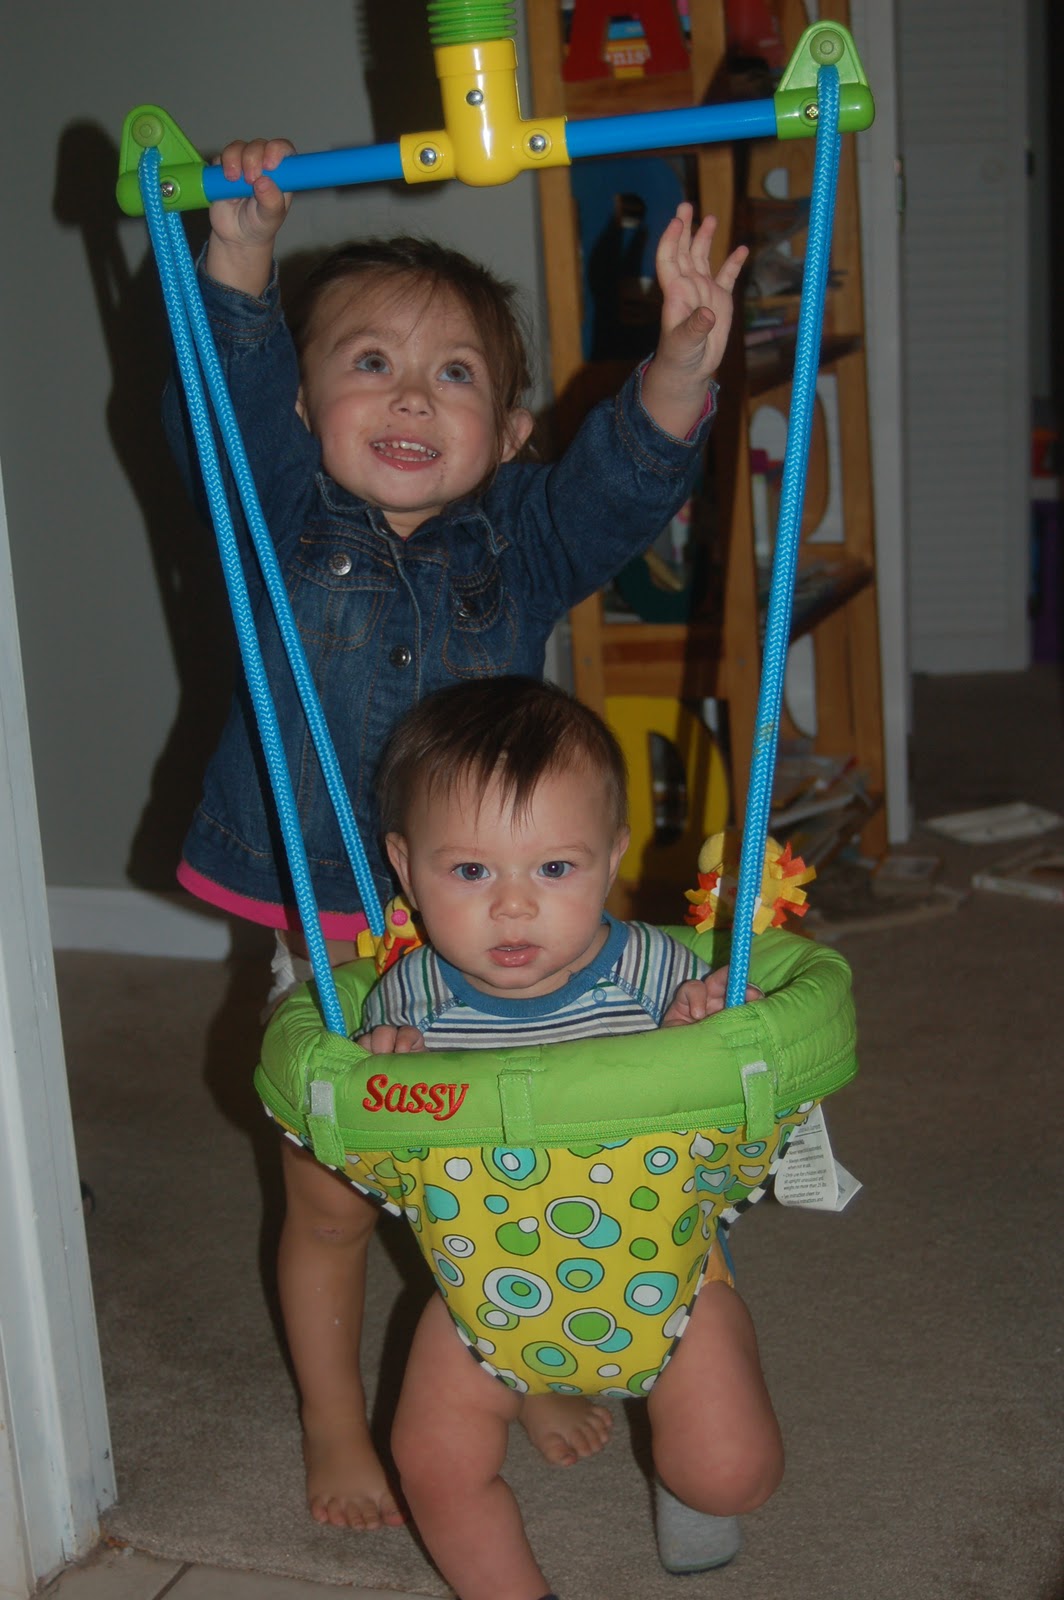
[654,1480,741,1573]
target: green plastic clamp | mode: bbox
[773,22,875,140]
[115,104,208,216]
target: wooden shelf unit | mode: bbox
[528,0,887,911]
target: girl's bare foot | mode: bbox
[519,1393,613,1467]
[303,1416,406,1530]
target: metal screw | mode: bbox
[466,89,484,105]
[527,132,548,154]
[804,103,819,122]
[418,146,440,167]
[160,179,177,198]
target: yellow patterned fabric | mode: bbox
[338,1113,810,1396]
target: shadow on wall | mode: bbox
[53,120,234,895]
[356,0,443,154]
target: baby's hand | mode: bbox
[661,966,763,1027]
[206,137,294,295]
[356,1024,427,1054]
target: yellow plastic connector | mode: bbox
[400,39,568,187]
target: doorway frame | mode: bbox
[0,459,113,1597]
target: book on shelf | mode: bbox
[772,765,869,831]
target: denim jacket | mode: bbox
[163,263,717,924]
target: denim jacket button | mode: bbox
[328,551,352,576]
[389,646,412,668]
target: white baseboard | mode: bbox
[46,887,236,959]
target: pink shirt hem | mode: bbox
[176,860,371,941]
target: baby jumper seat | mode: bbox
[255,921,856,1396]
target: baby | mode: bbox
[358,676,781,1600]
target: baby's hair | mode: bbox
[377,676,628,839]
[288,236,532,464]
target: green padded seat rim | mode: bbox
[255,926,857,1155]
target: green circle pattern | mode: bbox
[362,1109,806,1396]
[522,1342,578,1378]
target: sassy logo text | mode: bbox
[362,1072,469,1121]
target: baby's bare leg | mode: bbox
[278,1140,404,1530]
[520,1391,612,1466]
[393,1293,551,1600]
[648,1279,783,1516]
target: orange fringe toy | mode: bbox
[685,829,815,935]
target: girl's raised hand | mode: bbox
[655,202,749,383]
[212,138,294,244]
[638,202,748,440]
[206,137,295,296]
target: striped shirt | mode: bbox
[360,915,709,1049]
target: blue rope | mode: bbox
[725,65,841,1008]
[141,149,385,1035]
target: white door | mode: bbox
[0,458,114,1594]
[897,0,1030,671]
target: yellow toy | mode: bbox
[356,894,425,975]
[685,829,815,936]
